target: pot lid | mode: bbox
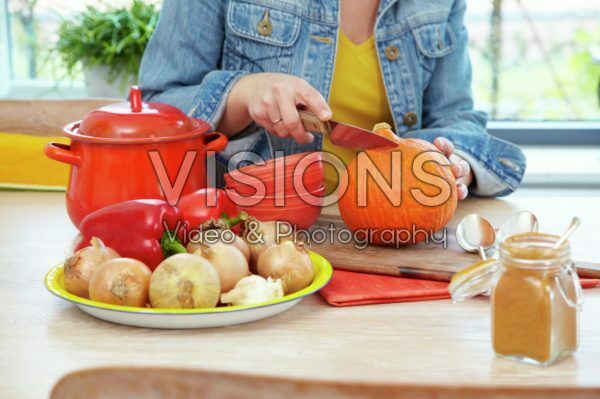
[71,86,208,142]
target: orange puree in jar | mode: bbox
[492,233,580,366]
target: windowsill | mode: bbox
[2,80,87,99]
[521,146,600,189]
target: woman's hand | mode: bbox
[433,137,472,200]
[219,73,332,143]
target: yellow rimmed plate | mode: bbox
[45,251,332,329]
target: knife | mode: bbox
[298,110,398,150]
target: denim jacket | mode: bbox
[139,0,526,196]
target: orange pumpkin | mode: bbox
[337,124,457,245]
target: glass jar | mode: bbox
[450,233,583,366]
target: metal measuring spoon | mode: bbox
[497,211,539,244]
[456,214,497,260]
[554,217,581,249]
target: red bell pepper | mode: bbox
[177,188,238,229]
[75,199,185,270]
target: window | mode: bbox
[2,0,90,98]
[1,0,143,99]
[465,0,599,122]
[463,1,599,187]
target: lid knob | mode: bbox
[129,86,143,113]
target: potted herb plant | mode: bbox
[55,0,159,98]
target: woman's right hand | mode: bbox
[220,73,332,144]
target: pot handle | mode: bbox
[44,142,81,166]
[203,132,228,153]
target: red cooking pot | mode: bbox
[45,86,228,227]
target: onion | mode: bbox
[187,229,250,262]
[257,241,314,294]
[221,275,284,306]
[231,234,251,261]
[242,218,293,272]
[89,258,151,307]
[194,242,249,293]
[64,237,119,298]
[149,253,220,309]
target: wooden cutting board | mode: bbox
[310,214,600,282]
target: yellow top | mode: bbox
[324,31,394,192]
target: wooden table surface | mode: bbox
[1,190,599,398]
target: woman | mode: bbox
[139,0,525,199]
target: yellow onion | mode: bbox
[187,229,250,262]
[64,237,120,298]
[257,241,314,294]
[221,275,284,306]
[193,242,249,293]
[89,258,151,307]
[149,253,220,309]
[231,234,250,261]
[242,218,293,272]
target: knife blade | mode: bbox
[298,110,398,150]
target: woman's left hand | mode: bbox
[433,137,473,200]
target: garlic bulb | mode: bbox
[220,275,284,306]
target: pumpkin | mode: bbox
[337,124,457,245]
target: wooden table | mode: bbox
[1,190,599,398]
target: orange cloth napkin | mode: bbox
[319,270,600,307]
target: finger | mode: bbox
[268,84,294,138]
[298,86,331,121]
[452,159,470,178]
[273,85,313,144]
[266,108,288,138]
[459,159,471,178]
[259,94,287,138]
[249,103,277,135]
[434,137,454,158]
[279,101,313,144]
[457,183,468,200]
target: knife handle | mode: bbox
[298,110,330,135]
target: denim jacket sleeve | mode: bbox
[138,0,248,129]
[401,0,526,197]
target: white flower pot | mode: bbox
[84,65,136,98]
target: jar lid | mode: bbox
[448,259,499,303]
[65,86,209,143]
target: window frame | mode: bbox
[0,0,10,97]
[488,121,600,146]
[4,80,87,99]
